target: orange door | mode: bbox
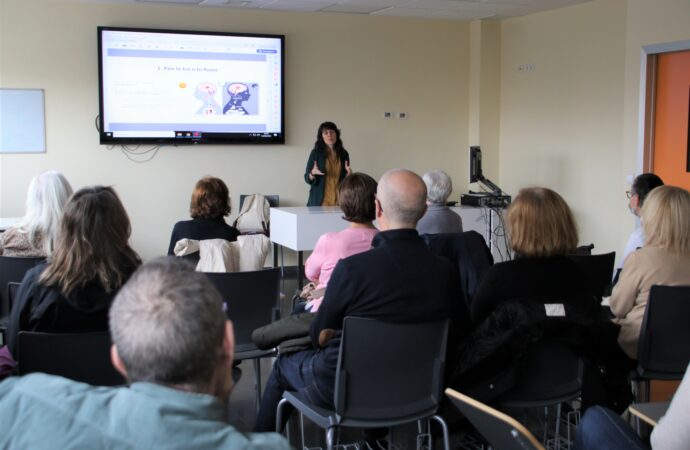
[653,51,690,191]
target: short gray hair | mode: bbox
[16,171,73,255]
[422,170,453,204]
[378,169,427,227]
[109,257,226,388]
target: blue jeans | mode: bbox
[254,348,336,432]
[575,406,649,450]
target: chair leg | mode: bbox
[326,426,336,450]
[253,359,262,415]
[416,420,429,450]
[299,412,306,450]
[554,403,562,450]
[276,398,289,433]
[429,415,450,450]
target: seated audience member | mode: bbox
[167,176,239,260]
[0,257,290,449]
[0,171,72,257]
[302,172,378,312]
[451,187,623,405]
[254,169,464,432]
[610,185,690,360]
[469,187,586,325]
[575,362,690,450]
[417,169,463,235]
[5,186,141,357]
[615,173,664,276]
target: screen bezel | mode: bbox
[97,26,285,146]
[469,146,483,183]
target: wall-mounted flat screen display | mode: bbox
[98,26,285,145]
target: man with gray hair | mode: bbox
[255,169,465,436]
[417,169,463,235]
[0,257,290,449]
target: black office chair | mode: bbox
[566,251,616,299]
[445,388,545,450]
[497,340,584,449]
[276,317,450,450]
[238,194,280,267]
[633,285,690,401]
[0,282,22,346]
[205,267,281,413]
[16,331,125,386]
[7,282,20,312]
[0,255,45,316]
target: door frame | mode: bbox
[638,40,690,172]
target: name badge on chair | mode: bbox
[544,304,566,317]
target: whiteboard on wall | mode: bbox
[0,89,46,153]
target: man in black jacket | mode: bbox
[254,169,466,432]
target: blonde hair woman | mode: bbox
[470,187,581,324]
[0,171,72,257]
[610,185,690,359]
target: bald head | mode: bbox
[376,169,427,229]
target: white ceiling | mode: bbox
[92,0,593,21]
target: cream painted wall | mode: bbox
[498,0,627,258]
[469,21,501,186]
[0,0,469,259]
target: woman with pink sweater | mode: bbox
[303,173,378,312]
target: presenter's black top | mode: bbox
[167,217,239,255]
[470,256,587,326]
[304,148,350,207]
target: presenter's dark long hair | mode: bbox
[314,121,347,160]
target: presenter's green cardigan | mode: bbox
[304,147,350,206]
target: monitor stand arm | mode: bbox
[479,176,503,195]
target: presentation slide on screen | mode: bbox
[101,31,282,137]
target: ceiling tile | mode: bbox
[260,0,335,11]
[136,0,201,4]
[79,0,596,21]
[321,3,389,14]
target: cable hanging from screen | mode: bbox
[95,114,161,163]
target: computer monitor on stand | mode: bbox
[469,146,504,195]
[463,146,511,207]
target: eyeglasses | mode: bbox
[626,190,637,199]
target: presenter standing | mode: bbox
[304,121,351,206]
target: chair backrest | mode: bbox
[205,267,281,351]
[240,194,279,209]
[637,285,690,376]
[17,331,125,386]
[333,317,449,425]
[499,339,584,407]
[235,194,279,234]
[421,231,494,306]
[7,282,21,312]
[0,256,45,316]
[565,251,615,298]
[445,388,545,450]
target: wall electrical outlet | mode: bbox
[399,112,408,119]
[383,111,393,118]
